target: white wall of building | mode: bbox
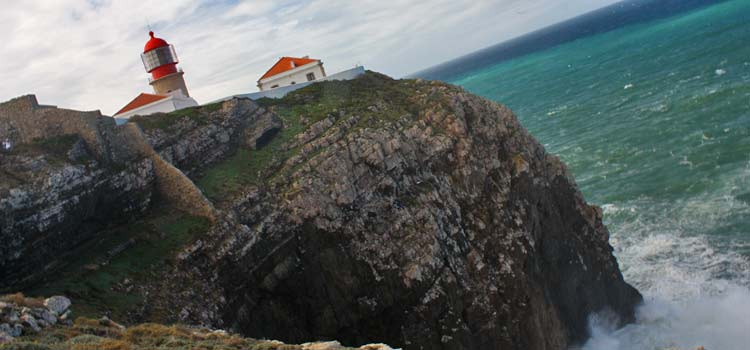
[258,62,326,91]
[214,66,365,103]
[114,95,198,124]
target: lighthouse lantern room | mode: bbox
[114,31,198,123]
[142,33,179,76]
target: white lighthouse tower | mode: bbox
[114,31,198,123]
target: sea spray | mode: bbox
[584,287,750,350]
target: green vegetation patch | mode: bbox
[129,101,222,131]
[197,72,425,201]
[196,112,304,200]
[257,71,423,127]
[25,206,211,320]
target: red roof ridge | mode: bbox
[259,56,320,81]
[114,93,169,116]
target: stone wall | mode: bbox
[0,95,134,163]
[120,123,216,222]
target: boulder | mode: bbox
[20,314,40,333]
[33,309,56,326]
[360,345,396,350]
[44,296,71,315]
[302,341,344,350]
[11,324,22,337]
[5,310,19,324]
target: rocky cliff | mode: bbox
[0,96,156,288]
[0,73,641,350]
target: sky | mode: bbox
[0,0,621,115]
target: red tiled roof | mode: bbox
[259,57,319,81]
[114,93,168,116]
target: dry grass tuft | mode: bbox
[0,317,350,350]
[0,293,45,308]
[69,338,131,350]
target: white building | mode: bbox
[113,92,198,122]
[257,56,327,91]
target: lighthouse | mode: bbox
[142,31,191,97]
[114,31,198,123]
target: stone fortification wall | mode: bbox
[120,123,217,222]
[0,95,128,162]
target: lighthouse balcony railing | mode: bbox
[148,68,184,83]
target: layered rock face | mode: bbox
[0,96,278,289]
[134,99,281,176]
[155,74,641,350]
[0,155,155,288]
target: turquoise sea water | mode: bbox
[450,1,750,349]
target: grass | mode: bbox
[195,112,304,201]
[129,101,223,131]
[195,97,314,201]
[24,206,211,320]
[196,72,426,202]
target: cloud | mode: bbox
[0,0,619,115]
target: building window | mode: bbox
[306,72,316,81]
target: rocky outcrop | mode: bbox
[0,144,155,289]
[0,95,158,289]
[134,98,281,176]
[0,294,72,342]
[0,96,277,289]
[146,74,641,350]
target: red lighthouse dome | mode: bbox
[141,31,179,80]
[144,31,169,52]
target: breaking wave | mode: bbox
[581,177,750,350]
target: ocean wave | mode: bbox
[583,286,750,350]
[582,168,750,349]
[608,192,750,294]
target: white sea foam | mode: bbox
[584,287,750,350]
[715,69,727,76]
[582,172,750,349]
